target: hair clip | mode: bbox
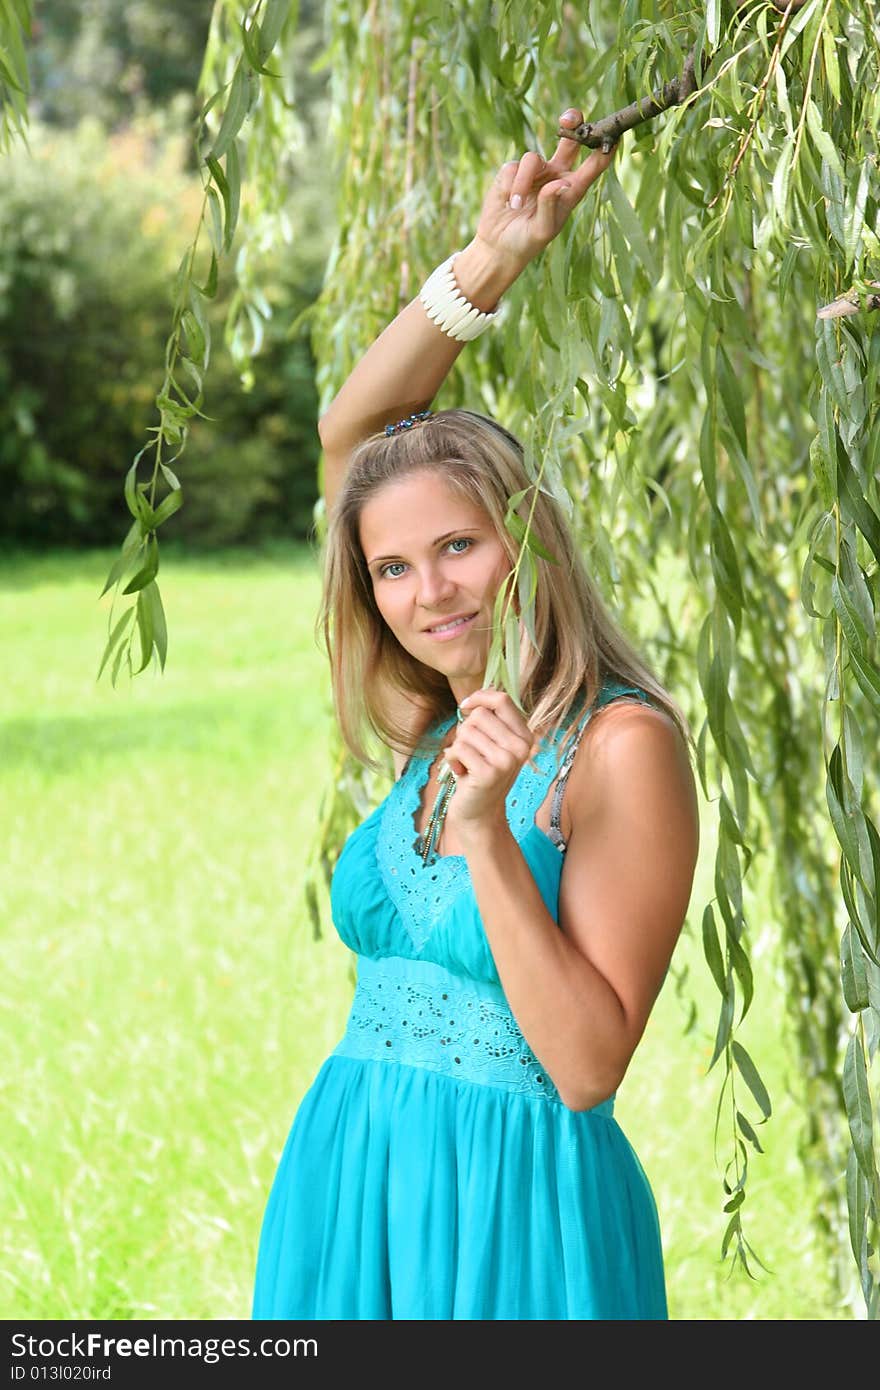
[384,410,433,436]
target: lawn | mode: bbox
[0,544,852,1318]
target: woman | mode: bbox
[252,107,700,1320]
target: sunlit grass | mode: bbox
[0,545,850,1318]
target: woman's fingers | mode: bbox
[565,143,617,203]
[494,107,615,219]
[507,149,546,208]
[550,108,584,169]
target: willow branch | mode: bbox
[817,286,880,319]
[556,45,700,150]
[556,2,813,150]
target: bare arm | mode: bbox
[318,107,618,513]
[318,237,519,460]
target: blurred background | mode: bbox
[2,0,328,553]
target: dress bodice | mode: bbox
[329,678,652,983]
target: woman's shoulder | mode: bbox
[590,676,681,745]
[573,676,692,815]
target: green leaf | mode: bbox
[605,168,657,280]
[805,99,845,182]
[226,140,241,249]
[778,243,801,306]
[720,1211,740,1260]
[808,433,835,510]
[152,488,183,527]
[181,309,206,370]
[143,580,168,671]
[731,1040,772,1120]
[846,1146,868,1267]
[771,143,793,221]
[716,343,748,458]
[122,535,159,594]
[208,64,248,161]
[516,551,538,651]
[736,1110,765,1154]
[123,447,149,522]
[241,15,281,76]
[842,1032,876,1184]
[207,153,239,254]
[708,989,734,1071]
[206,186,224,255]
[134,587,154,673]
[504,606,521,705]
[707,0,720,47]
[100,519,144,598]
[699,397,718,506]
[727,929,754,1022]
[702,904,727,994]
[258,0,291,63]
[110,639,128,688]
[505,507,557,564]
[836,432,880,568]
[816,321,849,417]
[199,251,218,299]
[848,647,880,719]
[841,922,870,1013]
[821,24,841,102]
[832,574,868,658]
[827,742,870,888]
[96,606,135,681]
[710,505,744,629]
[186,286,211,371]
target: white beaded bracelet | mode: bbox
[418,251,504,342]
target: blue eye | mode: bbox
[379,537,473,579]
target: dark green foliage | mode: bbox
[0,118,322,548]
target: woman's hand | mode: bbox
[442,687,541,843]
[472,107,618,279]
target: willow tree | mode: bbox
[5,0,878,1315]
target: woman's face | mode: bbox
[358,470,512,695]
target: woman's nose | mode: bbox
[417,567,457,605]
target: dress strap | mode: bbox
[547,682,653,853]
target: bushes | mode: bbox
[0,113,326,548]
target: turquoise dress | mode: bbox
[252,678,668,1320]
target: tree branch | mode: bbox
[556,45,700,150]
[817,285,880,319]
[556,2,812,150]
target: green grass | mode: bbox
[0,545,851,1319]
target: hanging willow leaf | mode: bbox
[143,581,168,671]
[842,1032,876,1185]
[96,606,135,681]
[122,535,159,595]
[736,1110,765,1154]
[208,63,249,161]
[836,432,880,569]
[841,922,870,1014]
[258,0,291,64]
[731,1040,772,1121]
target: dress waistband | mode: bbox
[331,955,614,1116]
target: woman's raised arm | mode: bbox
[319,107,617,511]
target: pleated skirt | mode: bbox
[251,1052,667,1320]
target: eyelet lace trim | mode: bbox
[376,682,650,951]
[377,716,564,951]
[330,956,607,1107]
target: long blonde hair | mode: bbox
[315,408,694,774]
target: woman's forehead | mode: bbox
[359,475,490,539]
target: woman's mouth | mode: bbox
[424,612,478,640]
